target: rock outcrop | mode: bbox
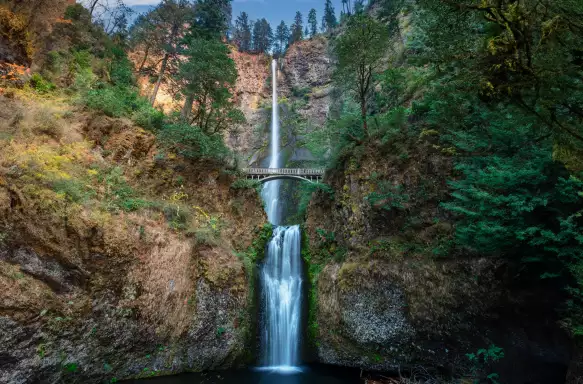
[280,36,333,132]
[0,94,267,383]
[304,143,572,383]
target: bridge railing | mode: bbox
[243,168,325,176]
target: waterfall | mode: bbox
[259,59,303,371]
[261,60,282,225]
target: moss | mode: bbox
[301,225,322,347]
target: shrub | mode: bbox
[52,178,95,203]
[158,123,231,162]
[231,179,261,191]
[29,73,56,94]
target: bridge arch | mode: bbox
[243,168,325,184]
[254,175,320,184]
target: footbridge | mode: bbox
[243,168,325,183]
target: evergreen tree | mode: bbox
[189,0,231,40]
[233,12,252,52]
[252,18,273,54]
[322,0,337,32]
[354,0,365,13]
[274,21,290,56]
[333,14,389,137]
[146,0,195,106]
[289,11,304,45]
[308,8,317,38]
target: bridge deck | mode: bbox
[243,168,325,176]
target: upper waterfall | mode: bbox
[262,59,282,225]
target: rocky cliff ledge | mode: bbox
[0,94,268,383]
[304,141,572,383]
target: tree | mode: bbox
[322,0,337,32]
[274,21,290,56]
[188,0,231,40]
[354,0,365,13]
[178,38,243,132]
[129,14,159,72]
[146,0,195,106]
[308,9,317,38]
[252,18,273,54]
[289,11,303,45]
[233,12,252,52]
[333,14,389,137]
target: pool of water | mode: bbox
[127,364,362,384]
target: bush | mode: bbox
[29,73,56,94]
[231,179,261,191]
[158,123,231,162]
[52,178,95,203]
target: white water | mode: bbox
[261,60,282,225]
[259,60,303,371]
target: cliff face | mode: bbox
[0,93,267,383]
[227,50,270,162]
[132,48,271,164]
[280,36,333,133]
[304,142,572,382]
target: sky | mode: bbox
[124,0,347,31]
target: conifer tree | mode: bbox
[322,0,337,32]
[289,11,303,45]
[308,8,317,38]
[252,18,273,54]
[233,12,252,52]
[274,21,290,56]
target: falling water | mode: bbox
[261,60,282,225]
[259,60,303,371]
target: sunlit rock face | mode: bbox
[280,36,333,131]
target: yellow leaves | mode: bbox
[2,141,93,182]
[87,169,99,177]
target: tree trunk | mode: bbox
[181,94,195,120]
[361,98,368,136]
[150,52,169,106]
[138,45,150,72]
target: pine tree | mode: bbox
[323,0,337,32]
[274,21,290,56]
[289,11,303,45]
[308,8,317,38]
[233,12,252,52]
[252,18,273,54]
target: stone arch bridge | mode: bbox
[243,168,325,183]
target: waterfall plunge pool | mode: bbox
[127,364,362,384]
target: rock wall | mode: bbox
[304,142,572,383]
[280,36,333,133]
[0,95,267,383]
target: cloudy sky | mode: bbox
[124,0,347,30]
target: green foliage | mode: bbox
[52,179,96,203]
[231,179,261,192]
[179,37,243,134]
[29,73,56,94]
[366,182,409,211]
[333,13,389,135]
[63,362,78,373]
[84,86,163,130]
[467,345,504,384]
[158,123,231,162]
[98,167,152,212]
[409,0,583,337]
